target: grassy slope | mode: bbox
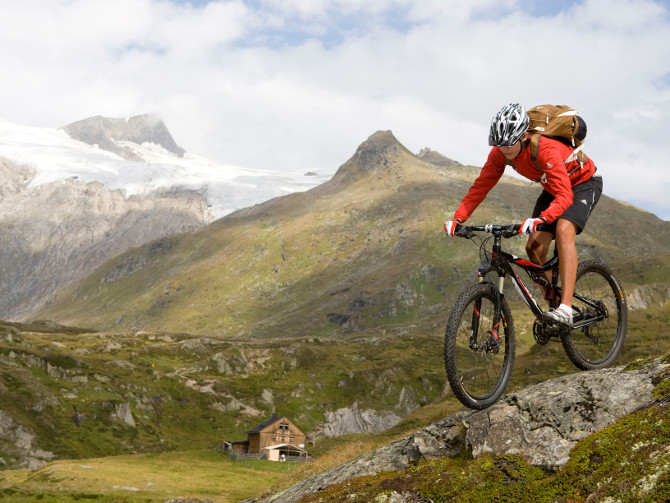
[0,320,448,463]
[33,133,670,343]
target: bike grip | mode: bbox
[454,223,467,237]
[455,224,474,238]
[501,224,521,238]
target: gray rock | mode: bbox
[112,402,136,427]
[0,410,54,470]
[626,284,668,310]
[466,361,662,468]
[261,411,470,503]
[320,402,402,437]
[62,114,185,160]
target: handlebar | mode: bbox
[454,223,522,239]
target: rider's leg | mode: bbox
[555,218,578,307]
[532,177,601,326]
[525,230,554,300]
[525,230,553,265]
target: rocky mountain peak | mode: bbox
[61,113,185,161]
[331,130,414,184]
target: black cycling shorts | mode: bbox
[532,174,603,235]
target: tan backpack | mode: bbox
[527,104,588,170]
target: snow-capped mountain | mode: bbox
[0,116,332,220]
[0,115,332,321]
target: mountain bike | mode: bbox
[444,223,627,410]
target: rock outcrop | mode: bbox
[0,409,55,470]
[627,284,669,310]
[0,157,33,201]
[259,358,670,503]
[319,402,402,437]
[112,402,136,427]
[62,114,185,160]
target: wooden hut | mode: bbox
[247,413,307,455]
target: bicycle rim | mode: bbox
[564,261,627,369]
[445,283,515,409]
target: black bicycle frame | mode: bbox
[478,232,606,332]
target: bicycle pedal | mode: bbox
[542,313,572,331]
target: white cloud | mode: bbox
[0,0,669,219]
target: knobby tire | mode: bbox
[561,260,628,370]
[444,282,515,410]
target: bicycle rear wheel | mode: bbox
[444,282,515,410]
[562,260,627,370]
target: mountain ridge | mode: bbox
[32,130,486,332]
[0,116,331,219]
[33,130,670,336]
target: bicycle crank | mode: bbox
[533,319,561,345]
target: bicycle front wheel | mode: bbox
[444,282,515,410]
[562,260,628,370]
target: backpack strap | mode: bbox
[505,144,545,183]
[529,132,542,171]
[564,144,586,163]
[530,133,587,177]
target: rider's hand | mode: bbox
[520,217,546,234]
[444,220,462,237]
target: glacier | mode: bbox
[0,118,333,220]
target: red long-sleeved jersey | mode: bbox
[453,137,596,224]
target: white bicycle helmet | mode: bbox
[488,103,529,147]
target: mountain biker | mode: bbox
[444,103,603,327]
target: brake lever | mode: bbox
[501,224,519,239]
[455,225,473,239]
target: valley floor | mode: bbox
[0,449,299,503]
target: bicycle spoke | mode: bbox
[563,261,627,369]
[451,295,506,399]
[573,277,613,358]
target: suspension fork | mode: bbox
[469,295,483,350]
[489,272,506,344]
[470,236,507,348]
[489,234,507,343]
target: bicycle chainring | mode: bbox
[533,319,560,345]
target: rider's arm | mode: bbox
[453,148,506,222]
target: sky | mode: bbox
[1,0,670,219]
